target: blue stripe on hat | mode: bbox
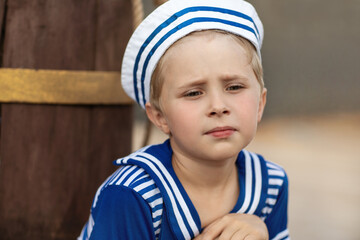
[132,6,260,106]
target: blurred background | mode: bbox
[0,0,358,239]
[133,0,360,239]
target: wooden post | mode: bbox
[0,0,133,239]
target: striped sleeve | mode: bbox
[128,171,164,236]
[78,166,164,240]
[262,162,290,240]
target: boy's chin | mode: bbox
[202,145,244,161]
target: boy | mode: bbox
[79,0,289,239]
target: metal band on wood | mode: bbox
[0,68,132,105]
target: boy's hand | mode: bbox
[193,213,268,240]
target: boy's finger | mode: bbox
[227,230,249,240]
[192,234,202,240]
[199,217,230,240]
[217,219,251,240]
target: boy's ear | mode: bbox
[145,102,170,135]
[257,88,267,123]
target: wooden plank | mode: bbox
[0,68,132,104]
[0,104,2,158]
[95,0,133,71]
[0,104,133,239]
[0,0,5,43]
[1,0,98,70]
[0,0,134,239]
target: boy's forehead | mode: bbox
[164,31,249,60]
[166,31,221,52]
[161,33,254,82]
[121,0,263,109]
[173,30,233,45]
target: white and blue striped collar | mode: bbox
[115,140,200,239]
[114,140,269,239]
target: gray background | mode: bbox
[251,0,360,116]
[143,0,360,117]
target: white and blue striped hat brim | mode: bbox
[121,0,264,108]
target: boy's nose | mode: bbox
[207,92,230,117]
[209,107,230,117]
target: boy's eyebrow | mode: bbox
[221,74,249,82]
[177,75,250,89]
[177,79,207,89]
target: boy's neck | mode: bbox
[171,148,240,227]
[171,149,238,191]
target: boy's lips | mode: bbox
[205,126,236,138]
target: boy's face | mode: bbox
[147,32,267,163]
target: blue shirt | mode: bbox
[79,140,289,240]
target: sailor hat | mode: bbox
[121,0,264,108]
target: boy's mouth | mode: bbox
[205,126,236,138]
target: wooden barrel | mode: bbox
[0,0,133,239]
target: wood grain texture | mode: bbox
[2,0,97,70]
[0,104,133,239]
[95,0,133,71]
[0,0,5,37]
[0,68,132,104]
[0,0,134,239]
[0,0,6,65]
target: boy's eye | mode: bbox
[226,85,243,91]
[184,90,202,97]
